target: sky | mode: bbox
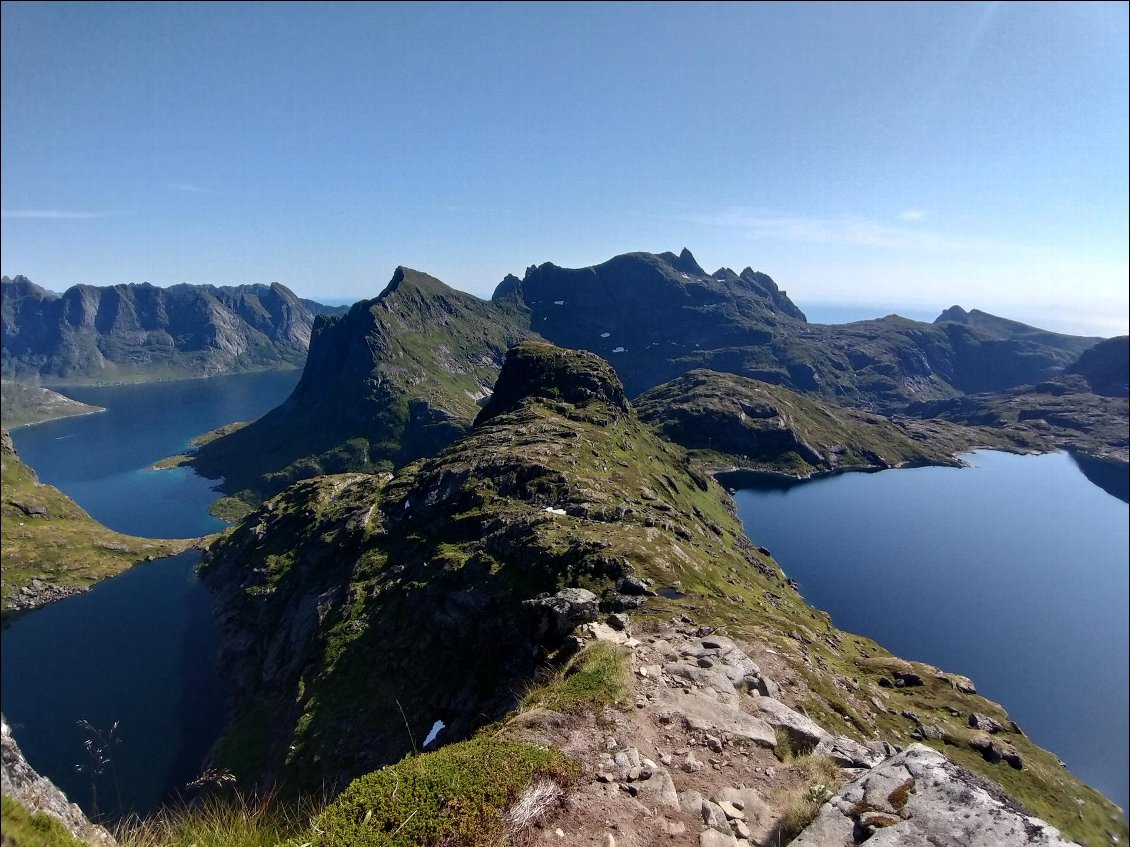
[2,1,1127,335]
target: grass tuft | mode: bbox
[308,735,574,847]
[519,642,630,713]
[115,790,317,847]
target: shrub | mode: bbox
[309,736,574,847]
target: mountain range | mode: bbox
[188,248,1114,506]
[0,275,345,383]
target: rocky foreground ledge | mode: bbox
[500,599,1101,847]
[1,715,116,846]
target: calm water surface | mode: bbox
[9,369,301,538]
[2,369,300,816]
[729,450,1129,812]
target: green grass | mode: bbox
[309,736,575,847]
[520,642,630,713]
[115,790,318,847]
[0,795,87,847]
[1,432,194,608]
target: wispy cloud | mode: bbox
[692,208,999,252]
[1,209,108,219]
[166,182,216,194]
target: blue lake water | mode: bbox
[1,369,301,817]
[8,369,301,538]
[728,450,1129,813]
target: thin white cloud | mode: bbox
[1,209,107,219]
[693,208,1000,253]
[166,182,215,194]
[898,209,927,222]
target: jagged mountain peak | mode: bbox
[936,304,970,323]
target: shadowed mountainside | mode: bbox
[1,275,330,383]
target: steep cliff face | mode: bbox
[191,250,1111,506]
[2,715,116,846]
[1068,335,1130,398]
[191,267,532,500]
[199,342,1124,845]
[1,276,321,382]
[499,251,1097,405]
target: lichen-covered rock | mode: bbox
[790,743,1078,847]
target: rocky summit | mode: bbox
[198,341,1126,846]
[191,266,531,501]
[188,250,1120,508]
[0,275,333,382]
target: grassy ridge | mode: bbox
[1,429,193,610]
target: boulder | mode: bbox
[790,744,1076,847]
[524,588,600,641]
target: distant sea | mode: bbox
[797,302,941,326]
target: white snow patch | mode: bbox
[553,300,565,306]
[681,273,691,279]
[612,346,626,353]
[600,332,611,338]
[423,720,445,748]
[545,507,567,516]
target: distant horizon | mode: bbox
[4,252,1120,339]
[4,3,1126,339]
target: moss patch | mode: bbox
[309,736,574,847]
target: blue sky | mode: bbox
[2,2,1127,335]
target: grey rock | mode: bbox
[652,688,777,748]
[679,789,704,815]
[2,714,117,846]
[790,743,1078,847]
[702,798,731,832]
[635,764,679,809]
[753,696,830,750]
[524,587,600,640]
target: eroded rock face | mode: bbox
[1,715,116,846]
[790,743,1077,847]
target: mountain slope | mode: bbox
[501,251,1098,405]
[190,250,1108,503]
[198,342,1124,844]
[0,430,190,610]
[191,267,532,502]
[1,275,324,382]
[1068,335,1129,398]
[635,369,987,475]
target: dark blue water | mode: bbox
[729,450,1129,812]
[2,369,300,817]
[1,551,221,817]
[8,369,301,538]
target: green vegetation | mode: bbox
[310,736,574,847]
[1,430,193,610]
[192,267,531,504]
[198,341,1125,845]
[0,382,103,429]
[520,641,630,713]
[635,368,999,475]
[770,754,844,840]
[0,795,86,847]
[115,791,316,847]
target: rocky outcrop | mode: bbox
[636,369,971,475]
[791,744,1075,846]
[1,275,326,382]
[1069,335,1129,398]
[1,715,116,846]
